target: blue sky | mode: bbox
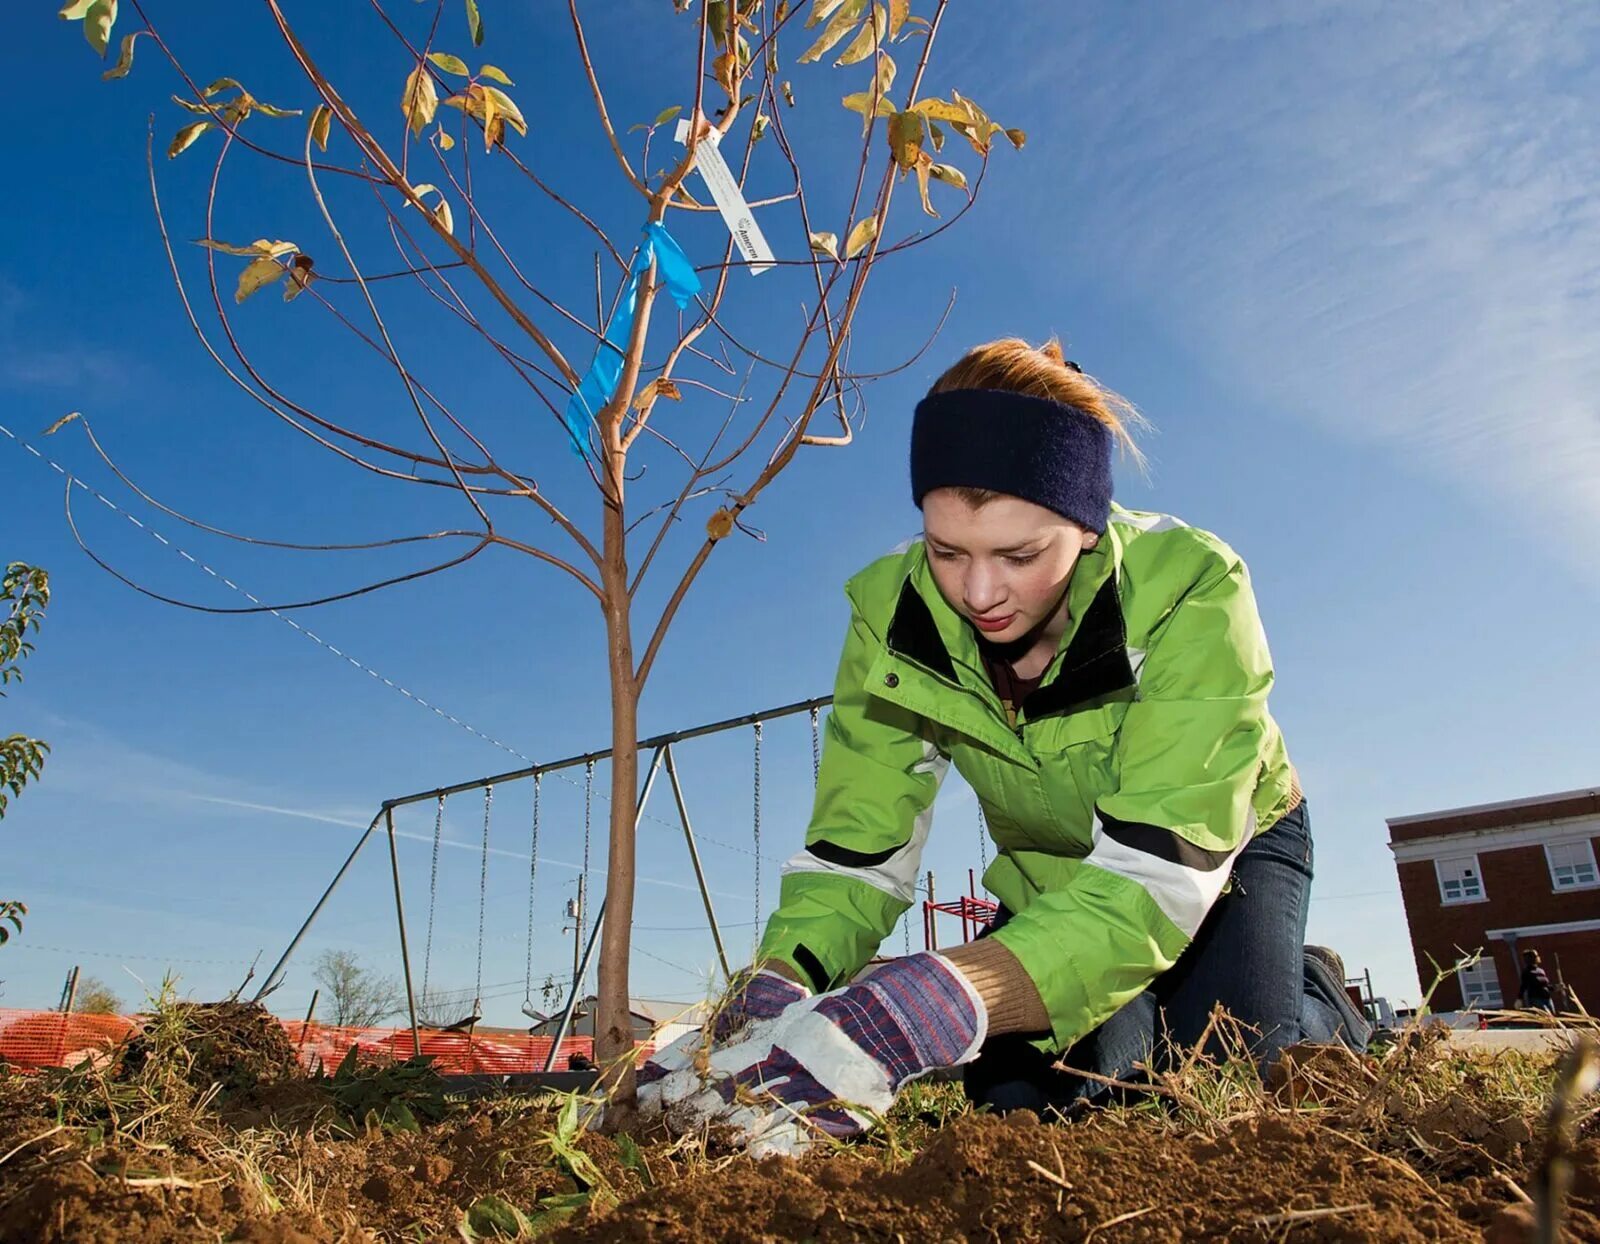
[5,2,1600,1024]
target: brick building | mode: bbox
[1387,787,1600,1012]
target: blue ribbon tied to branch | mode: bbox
[563,221,703,458]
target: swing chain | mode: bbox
[977,804,989,881]
[809,706,821,787]
[421,793,445,1005]
[580,759,594,948]
[524,774,541,1009]
[475,784,492,1011]
[752,721,763,932]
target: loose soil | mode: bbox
[1,1011,1596,1243]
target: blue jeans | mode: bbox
[963,800,1370,1114]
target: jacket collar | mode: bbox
[884,536,1135,720]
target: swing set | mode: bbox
[256,692,995,1074]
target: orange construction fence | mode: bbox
[0,1008,606,1077]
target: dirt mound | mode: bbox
[555,1110,1586,1243]
[121,1001,302,1100]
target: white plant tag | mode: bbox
[675,117,775,276]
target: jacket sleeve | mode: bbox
[991,540,1275,1050]
[756,595,948,992]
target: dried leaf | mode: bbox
[465,0,484,46]
[408,185,454,234]
[706,508,735,540]
[808,231,839,261]
[654,104,683,127]
[844,215,877,258]
[168,121,212,159]
[59,1,96,18]
[656,379,683,401]
[309,104,332,151]
[403,66,438,136]
[887,0,909,38]
[712,51,738,95]
[479,64,514,85]
[252,102,302,119]
[1004,127,1026,149]
[782,80,796,107]
[44,411,82,436]
[82,0,116,57]
[834,2,885,65]
[437,126,455,150]
[798,0,866,63]
[928,162,967,190]
[427,52,471,76]
[284,255,314,303]
[202,77,243,98]
[235,256,286,303]
[101,31,139,80]
[887,108,924,169]
[928,119,945,151]
[171,95,216,115]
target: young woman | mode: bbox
[638,339,1369,1154]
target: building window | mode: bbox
[1435,855,1485,904]
[1457,959,1502,1008]
[1545,840,1599,891]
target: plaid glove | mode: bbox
[650,953,986,1157]
[637,968,808,1095]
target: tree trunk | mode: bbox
[594,495,640,1103]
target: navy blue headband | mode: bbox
[910,388,1114,533]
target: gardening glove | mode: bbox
[636,967,809,1097]
[650,952,986,1158]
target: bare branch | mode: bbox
[568,0,648,196]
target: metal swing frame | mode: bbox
[254,694,832,1067]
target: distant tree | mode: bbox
[72,975,124,1015]
[313,949,403,1028]
[1,562,51,946]
[541,973,565,1012]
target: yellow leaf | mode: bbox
[408,185,454,234]
[928,162,968,191]
[168,121,212,159]
[44,411,82,436]
[841,91,894,135]
[798,0,866,63]
[887,108,924,170]
[808,231,839,261]
[928,119,945,151]
[805,0,848,27]
[909,97,970,124]
[82,0,116,57]
[235,256,286,303]
[844,215,877,259]
[249,239,299,258]
[202,77,243,98]
[465,0,484,46]
[402,66,438,137]
[834,2,885,65]
[437,126,455,150]
[874,49,896,94]
[480,84,498,149]
[1004,127,1026,150]
[782,80,796,107]
[887,0,909,38]
[101,31,139,80]
[706,509,735,541]
[427,52,471,76]
[482,85,526,136]
[912,151,936,217]
[309,104,332,151]
[195,239,259,257]
[479,64,514,86]
[712,51,738,95]
[59,1,96,18]
[656,378,683,401]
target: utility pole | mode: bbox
[58,965,80,1014]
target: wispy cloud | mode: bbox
[1010,5,1600,547]
[0,279,141,394]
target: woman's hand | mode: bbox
[643,953,987,1157]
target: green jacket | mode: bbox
[757,505,1298,1052]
